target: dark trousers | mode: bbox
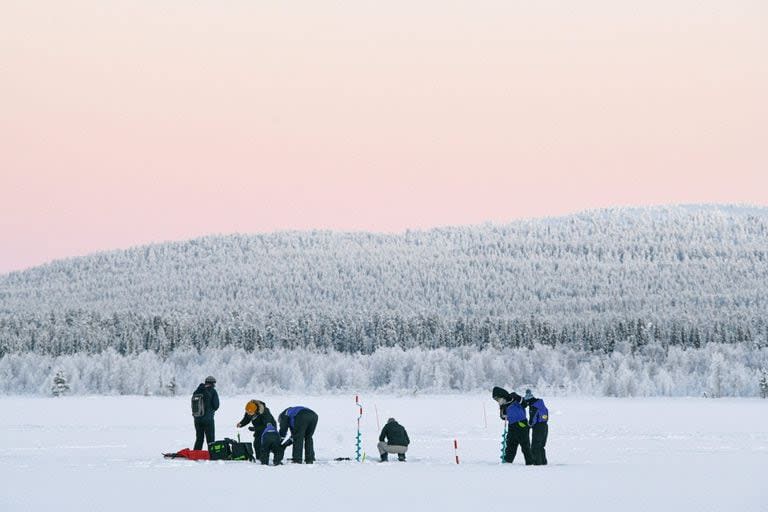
[252,429,264,459]
[259,432,284,465]
[194,418,215,450]
[531,423,548,465]
[290,410,318,463]
[505,422,533,465]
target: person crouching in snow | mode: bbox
[236,399,276,461]
[278,406,318,464]
[258,423,284,465]
[377,417,410,462]
[522,389,549,465]
[492,386,533,465]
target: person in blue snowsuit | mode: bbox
[278,406,318,464]
[492,386,532,465]
[258,423,284,465]
[522,389,549,465]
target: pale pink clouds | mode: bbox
[1,1,766,273]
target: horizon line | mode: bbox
[3,201,766,277]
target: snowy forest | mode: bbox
[1,205,767,396]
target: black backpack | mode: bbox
[208,440,231,460]
[191,391,205,418]
[228,439,254,461]
[207,439,253,461]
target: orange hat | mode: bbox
[245,400,258,415]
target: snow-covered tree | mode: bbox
[0,205,765,397]
[167,376,177,396]
[51,370,69,397]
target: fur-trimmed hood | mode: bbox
[492,386,511,401]
[245,399,267,416]
[254,400,266,415]
[492,386,521,404]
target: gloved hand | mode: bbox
[248,426,255,431]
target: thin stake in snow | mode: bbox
[374,404,381,431]
[454,439,460,464]
[483,402,488,429]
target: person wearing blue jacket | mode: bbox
[258,423,284,465]
[492,386,532,465]
[278,406,318,464]
[523,389,549,465]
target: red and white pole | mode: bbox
[453,439,460,464]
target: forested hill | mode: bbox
[1,205,767,356]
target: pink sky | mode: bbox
[1,1,766,274]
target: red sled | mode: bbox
[163,448,210,460]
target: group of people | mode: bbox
[492,386,549,465]
[190,376,319,464]
[237,401,319,465]
[190,376,547,466]
[190,375,411,465]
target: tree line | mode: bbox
[1,311,765,357]
[1,205,766,359]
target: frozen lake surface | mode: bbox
[1,395,765,511]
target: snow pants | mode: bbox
[193,418,215,451]
[505,422,533,465]
[259,432,284,465]
[377,441,408,455]
[290,409,318,464]
[252,428,266,460]
[531,423,548,465]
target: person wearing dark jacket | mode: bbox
[192,376,220,450]
[522,389,549,465]
[377,417,410,462]
[236,399,276,460]
[492,386,532,465]
[258,423,284,465]
[278,406,318,464]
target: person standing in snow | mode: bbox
[192,376,219,450]
[522,389,549,465]
[236,399,276,460]
[492,386,533,465]
[278,406,319,464]
[377,417,410,462]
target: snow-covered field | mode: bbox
[1,395,765,511]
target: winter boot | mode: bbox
[397,453,406,462]
[380,453,388,462]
